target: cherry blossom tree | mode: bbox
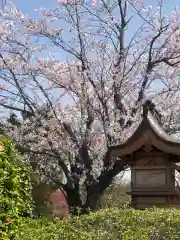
[1,0,180,212]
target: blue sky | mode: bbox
[11,0,57,18]
[10,0,180,53]
[10,0,180,18]
[8,0,180,63]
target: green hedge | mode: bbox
[16,207,180,240]
[0,137,32,239]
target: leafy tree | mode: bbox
[0,1,180,213]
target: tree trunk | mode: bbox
[64,161,126,214]
[64,184,82,215]
[83,160,127,212]
[82,192,100,212]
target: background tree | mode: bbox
[0,0,180,213]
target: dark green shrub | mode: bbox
[0,137,32,239]
[16,207,180,240]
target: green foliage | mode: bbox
[97,182,130,209]
[16,207,180,240]
[0,136,32,239]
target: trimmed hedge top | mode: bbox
[16,207,180,240]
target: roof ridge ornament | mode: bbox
[143,100,162,125]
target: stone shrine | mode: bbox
[108,100,180,209]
